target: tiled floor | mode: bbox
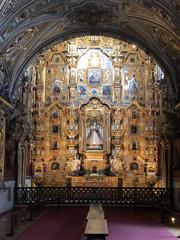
[0,207,180,240]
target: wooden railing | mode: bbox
[14,187,171,206]
[7,187,171,237]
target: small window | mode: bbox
[52,125,59,134]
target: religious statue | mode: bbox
[114,87,122,100]
[86,120,103,150]
[51,162,60,170]
[53,80,61,95]
[110,157,122,175]
[69,157,81,176]
[128,74,139,100]
[69,87,76,99]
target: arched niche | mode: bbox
[79,97,111,154]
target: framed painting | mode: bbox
[102,85,111,95]
[88,68,101,85]
[78,85,87,96]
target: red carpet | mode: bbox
[15,207,176,240]
[106,208,176,240]
[15,207,87,240]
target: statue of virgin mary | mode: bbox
[86,120,103,150]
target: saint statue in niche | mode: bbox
[110,157,122,175]
[53,80,61,95]
[86,119,103,150]
[128,74,139,100]
[51,162,60,170]
[68,157,81,176]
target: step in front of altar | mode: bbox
[70,176,119,187]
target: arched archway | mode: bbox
[0,1,180,213]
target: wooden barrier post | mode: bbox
[133,188,137,213]
[28,204,33,221]
[7,208,15,236]
[7,187,16,236]
[160,204,165,223]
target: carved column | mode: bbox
[0,109,5,184]
[67,108,78,160]
[0,97,12,184]
[113,66,122,102]
[68,57,78,102]
[79,110,86,153]
[17,142,23,187]
[18,141,29,187]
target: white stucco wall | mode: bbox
[0,178,31,214]
[0,180,15,214]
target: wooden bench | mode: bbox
[85,218,108,240]
[86,203,104,220]
[85,204,108,240]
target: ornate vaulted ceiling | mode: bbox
[0,0,180,100]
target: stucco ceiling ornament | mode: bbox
[0,0,179,99]
[0,58,9,99]
[1,0,22,17]
[125,2,176,30]
[68,6,128,26]
[169,0,180,11]
[152,27,180,52]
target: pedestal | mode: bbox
[83,151,106,173]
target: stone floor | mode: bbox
[149,207,180,238]
[0,207,179,239]
[0,207,46,240]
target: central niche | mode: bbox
[86,111,103,150]
[79,97,111,153]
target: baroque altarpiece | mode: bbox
[29,36,165,187]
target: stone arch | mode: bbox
[9,27,178,98]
